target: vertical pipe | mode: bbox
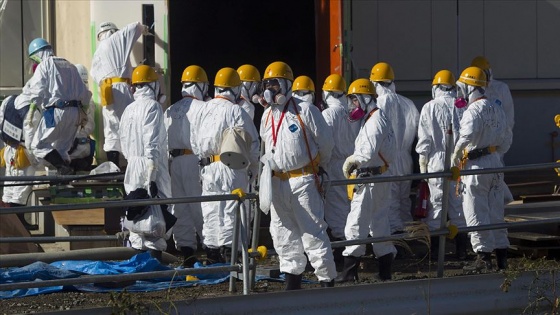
[437,123,454,277]
[249,142,265,289]
[229,201,240,293]
[239,202,250,295]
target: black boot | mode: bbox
[205,247,224,265]
[320,279,335,287]
[430,236,440,259]
[284,273,302,290]
[44,150,74,175]
[220,246,232,264]
[335,256,360,283]
[148,249,162,262]
[106,151,120,166]
[378,253,393,281]
[455,233,469,260]
[495,248,508,270]
[180,246,199,268]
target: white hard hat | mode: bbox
[75,64,88,84]
[97,21,118,40]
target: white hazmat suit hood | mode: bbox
[182,82,207,100]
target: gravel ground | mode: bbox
[0,239,526,315]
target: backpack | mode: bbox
[1,95,30,147]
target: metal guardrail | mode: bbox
[1,162,559,293]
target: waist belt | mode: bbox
[356,165,388,177]
[467,146,496,160]
[100,77,131,106]
[53,100,81,108]
[199,154,221,166]
[273,164,318,181]
[170,148,193,158]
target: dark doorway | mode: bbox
[169,0,316,126]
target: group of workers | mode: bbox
[0,20,514,290]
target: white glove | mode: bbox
[419,155,428,173]
[145,159,157,187]
[342,155,358,179]
[450,151,460,168]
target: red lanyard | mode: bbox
[271,103,290,148]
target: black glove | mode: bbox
[149,181,158,198]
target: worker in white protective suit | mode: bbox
[17,38,91,175]
[320,74,361,269]
[164,65,208,267]
[338,78,397,282]
[68,64,96,172]
[1,95,38,229]
[189,67,260,264]
[451,66,512,272]
[119,65,173,261]
[471,56,515,205]
[91,21,151,167]
[415,70,467,260]
[259,61,336,289]
[370,62,419,234]
[292,75,316,104]
[237,64,261,120]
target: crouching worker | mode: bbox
[119,65,174,261]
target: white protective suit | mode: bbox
[321,95,361,239]
[0,95,36,205]
[375,82,419,233]
[454,96,512,253]
[189,93,259,250]
[91,22,144,153]
[119,84,172,251]
[238,81,258,120]
[17,54,91,162]
[164,86,205,251]
[343,106,397,259]
[69,97,95,161]
[260,96,336,282]
[415,87,465,230]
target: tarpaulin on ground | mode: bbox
[0,252,235,299]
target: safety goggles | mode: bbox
[294,90,312,97]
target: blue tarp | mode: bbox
[0,252,246,299]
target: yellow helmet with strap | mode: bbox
[237,64,261,82]
[214,67,241,88]
[263,61,293,81]
[370,62,395,83]
[432,70,456,86]
[458,66,487,87]
[293,76,315,92]
[348,78,376,96]
[181,65,208,83]
[132,65,158,84]
[323,74,346,93]
[470,56,491,70]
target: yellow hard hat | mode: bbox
[132,65,158,85]
[348,78,376,96]
[432,70,456,86]
[237,64,261,82]
[370,62,395,83]
[323,74,346,93]
[458,66,487,87]
[470,56,491,70]
[181,65,208,83]
[214,67,241,88]
[263,61,294,81]
[293,75,315,92]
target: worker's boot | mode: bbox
[44,150,74,175]
[106,151,120,167]
[205,247,224,265]
[455,233,469,261]
[475,251,493,271]
[180,246,199,268]
[220,246,233,264]
[377,253,394,281]
[335,256,360,283]
[320,279,335,288]
[331,237,344,271]
[495,248,508,270]
[284,273,302,291]
[430,236,440,260]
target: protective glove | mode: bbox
[142,24,153,36]
[450,150,461,168]
[342,155,358,179]
[419,155,428,174]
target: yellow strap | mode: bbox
[182,149,194,155]
[100,77,131,106]
[0,147,5,168]
[273,155,320,181]
[211,154,220,162]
